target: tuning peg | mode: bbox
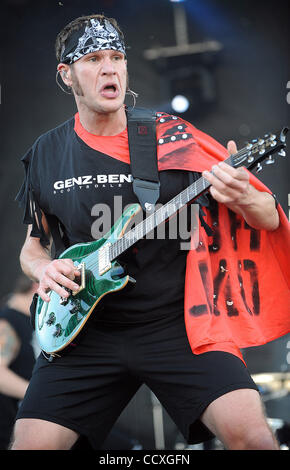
[265,156,275,164]
[278,149,286,157]
[255,163,263,173]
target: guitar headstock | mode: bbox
[231,127,288,173]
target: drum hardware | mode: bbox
[251,372,290,393]
[150,392,166,449]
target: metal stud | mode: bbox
[145,202,153,211]
[265,156,275,164]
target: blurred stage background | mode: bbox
[0,0,289,450]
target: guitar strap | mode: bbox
[126,106,160,213]
[126,106,212,235]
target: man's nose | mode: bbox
[101,56,116,75]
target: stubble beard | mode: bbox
[70,66,84,97]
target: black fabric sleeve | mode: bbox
[15,147,50,247]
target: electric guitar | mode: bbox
[35,127,288,355]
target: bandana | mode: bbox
[60,18,126,64]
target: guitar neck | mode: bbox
[109,153,235,261]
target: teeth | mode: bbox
[101,84,118,97]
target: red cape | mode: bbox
[156,114,290,361]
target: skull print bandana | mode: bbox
[60,18,126,64]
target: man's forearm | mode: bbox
[20,238,52,282]
[202,155,280,232]
[227,186,279,231]
[20,234,81,302]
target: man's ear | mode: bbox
[57,64,71,85]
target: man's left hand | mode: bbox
[202,140,254,206]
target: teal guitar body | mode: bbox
[35,203,141,354]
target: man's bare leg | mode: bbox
[201,389,279,450]
[10,418,79,450]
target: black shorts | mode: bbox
[16,313,258,449]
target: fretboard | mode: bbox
[108,153,234,261]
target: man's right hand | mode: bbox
[35,259,81,302]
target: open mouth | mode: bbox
[100,84,119,99]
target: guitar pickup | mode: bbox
[72,262,86,296]
[98,243,112,275]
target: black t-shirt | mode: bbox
[16,116,204,323]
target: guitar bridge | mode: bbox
[59,262,86,304]
[72,262,86,296]
[98,242,112,275]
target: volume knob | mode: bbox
[69,300,81,314]
[53,323,63,337]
